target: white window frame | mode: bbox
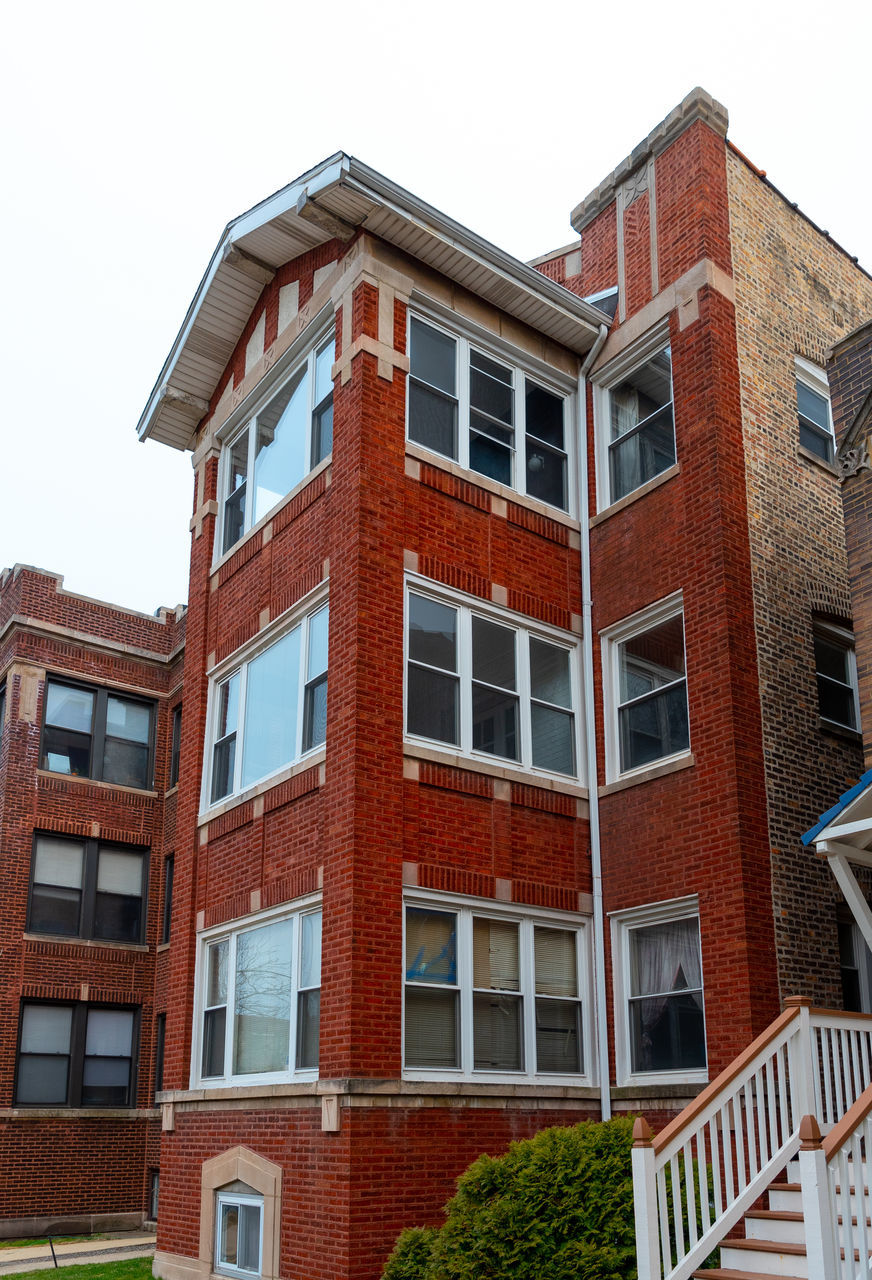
[813,619,859,732]
[215,1189,263,1278]
[592,320,675,512]
[406,306,577,516]
[402,889,593,1085]
[610,896,707,1087]
[214,319,335,563]
[796,356,835,464]
[404,575,583,783]
[191,897,321,1090]
[201,588,328,812]
[601,592,689,783]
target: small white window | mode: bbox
[405,580,581,780]
[215,1189,263,1278]
[839,919,872,1013]
[611,897,706,1085]
[601,594,689,781]
[206,601,328,806]
[219,331,335,556]
[407,314,572,513]
[195,903,321,1088]
[796,357,834,464]
[403,895,590,1083]
[594,325,675,508]
[813,620,859,732]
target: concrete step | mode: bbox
[719,1238,808,1278]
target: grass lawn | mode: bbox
[0,1238,109,1251]
[0,1258,153,1280]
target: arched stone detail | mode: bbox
[199,1146,282,1280]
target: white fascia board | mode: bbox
[136,154,348,446]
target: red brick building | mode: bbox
[4,88,872,1277]
[0,564,183,1236]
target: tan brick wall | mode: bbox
[727,147,872,1004]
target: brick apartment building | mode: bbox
[3,88,872,1278]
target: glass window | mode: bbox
[41,680,154,789]
[626,916,705,1075]
[170,705,182,788]
[208,605,328,806]
[606,346,675,502]
[406,587,578,778]
[28,835,146,944]
[16,1002,136,1107]
[609,605,689,776]
[220,332,335,556]
[198,907,321,1086]
[154,1013,166,1095]
[404,902,586,1080]
[216,1192,263,1277]
[814,622,858,731]
[796,360,834,462]
[407,316,570,512]
[161,855,174,945]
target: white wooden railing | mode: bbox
[632,1000,872,1280]
[798,1085,872,1279]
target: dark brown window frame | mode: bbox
[40,677,157,790]
[27,831,149,945]
[14,1000,140,1108]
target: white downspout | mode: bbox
[578,323,610,1120]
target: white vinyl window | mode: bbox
[206,601,328,806]
[813,621,859,732]
[219,331,335,556]
[611,898,706,1085]
[593,324,676,509]
[602,594,689,781]
[403,897,590,1082]
[796,357,834,464]
[215,1189,263,1278]
[196,903,321,1087]
[407,314,572,513]
[405,582,580,779]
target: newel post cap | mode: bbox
[633,1117,654,1146]
[784,995,813,1008]
[799,1114,823,1149]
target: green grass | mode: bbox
[0,1236,109,1251]
[0,1257,153,1280]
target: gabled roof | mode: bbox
[802,766,872,846]
[138,154,609,451]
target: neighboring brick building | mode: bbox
[0,564,184,1236]
[4,88,872,1277]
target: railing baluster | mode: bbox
[860,1026,871,1092]
[838,1147,852,1280]
[684,1141,698,1251]
[656,1165,671,1278]
[836,1029,848,1114]
[699,1126,711,1237]
[744,1080,758,1178]
[823,1027,836,1126]
[756,1064,769,1167]
[670,1153,685,1263]
[709,1115,723,1220]
[766,1053,779,1154]
[734,1084,747,1193]
[720,1102,735,1206]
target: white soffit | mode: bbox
[137,154,607,451]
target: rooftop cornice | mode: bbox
[570,87,729,233]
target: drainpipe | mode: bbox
[578,323,610,1120]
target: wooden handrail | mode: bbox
[651,1007,798,1155]
[822,1080,872,1162]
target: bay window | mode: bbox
[206,601,328,805]
[220,331,335,556]
[404,898,588,1081]
[405,584,579,779]
[196,904,321,1086]
[407,315,572,512]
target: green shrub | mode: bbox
[382,1118,637,1280]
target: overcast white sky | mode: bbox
[2,0,870,615]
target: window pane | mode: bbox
[815,635,850,683]
[296,990,320,1069]
[86,1009,133,1056]
[620,617,685,701]
[408,381,457,457]
[407,666,458,744]
[34,837,84,890]
[95,850,143,941]
[233,919,292,1075]
[17,1055,70,1104]
[212,736,236,803]
[238,1204,261,1273]
[31,884,82,935]
[42,726,91,777]
[315,338,335,405]
[525,440,566,509]
[307,606,329,680]
[312,398,333,465]
[535,999,581,1073]
[818,676,857,728]
[797,379,829,430]
[534,928,578,996]
[404,987,458,1068]
[473,918,519,991]
[208,940,229,1005]
[630,991,705,1073]
[82,1055,132,1105]
[303,675,327,750]
[469,429,512,485]
[254,367,309,522]
[471,685,518,759]
[106,698,150,744]
[629,918,702,996]
[473,992,522,1070]
[46,684,93,733]
[530,640,571,707]
[410,318,455,395]
[526,383,564,449]
[21,1005,72,1053]
[472,618,516,690]
[241,628,301,788]
[530,704,575,774]
[799,418,833,460]
[470,358,513,425]
[408,596,457,671]
[219,1203,239,1267]
[406,908,457,984]
[610,349,672,439]
[202,1007,226,1077]
[223,482,247,554]
[610,403,676,499]
[102,738,150,789]
[97,850,142,896]
[620,683,689,770]
[217,674,240,739]
[300,911,322,989]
